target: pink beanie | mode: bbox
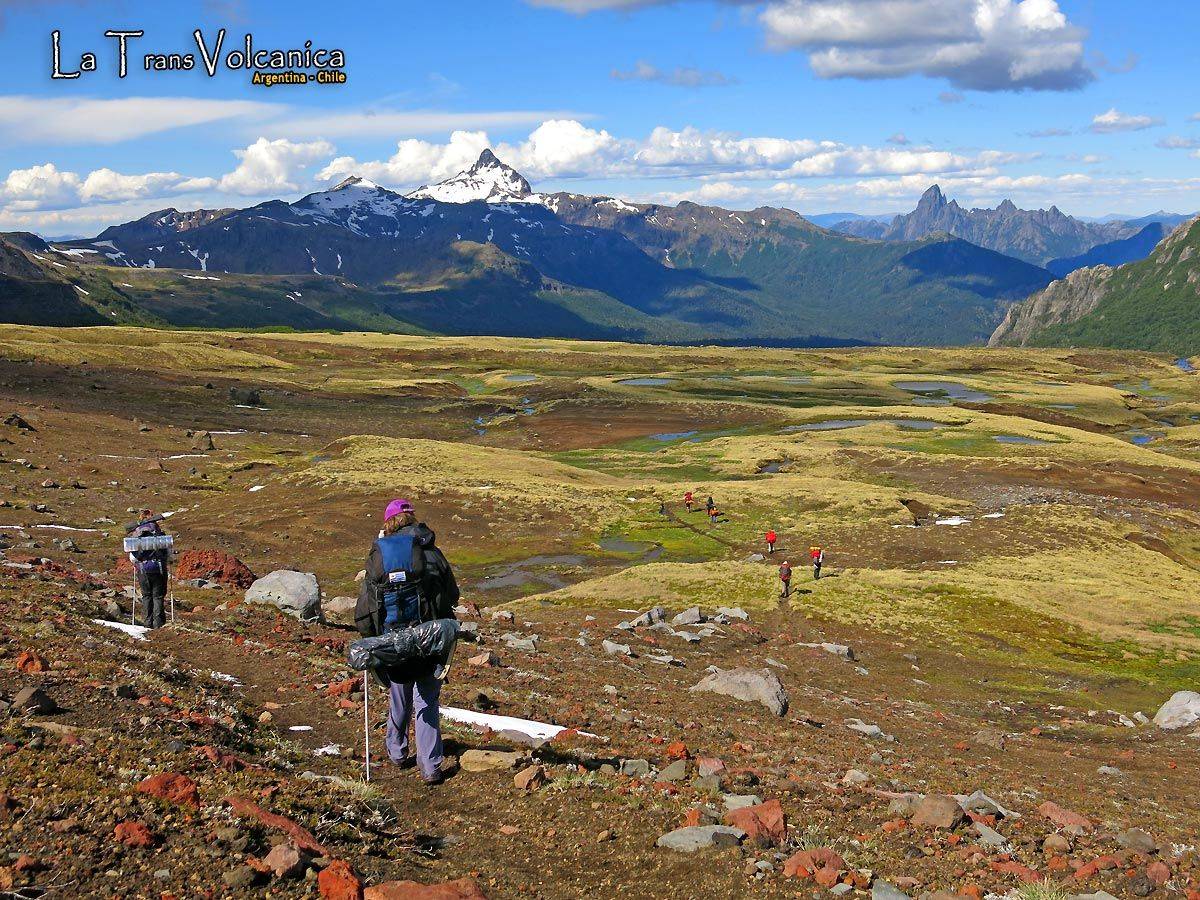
[384,498,414,520]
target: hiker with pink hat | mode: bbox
[355,497,460,785]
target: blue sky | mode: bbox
[0,0,1197,235]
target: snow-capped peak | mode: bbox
[408,150,538,205]
[330,175,384,192]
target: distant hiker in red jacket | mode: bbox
[778,560,792,598]
[810,546,824,580]
[765,530,777,554]
[684,491,694,513]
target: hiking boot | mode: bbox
[421,768,445,786]
[389,756,416,770]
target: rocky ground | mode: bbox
[1,329,1199,899]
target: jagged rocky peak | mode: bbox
[408,149,536,204]
[917,184,948,210]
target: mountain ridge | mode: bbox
[5,151,1058,345]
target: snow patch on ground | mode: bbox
[92,619,149,641]
[441,706,599,742]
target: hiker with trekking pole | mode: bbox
[123,509,173,629]
[351,499,461,785]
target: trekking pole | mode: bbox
[363,671,371,783]
[170,592,175,624]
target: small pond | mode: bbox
[618,377,673,387]
[783,418,945,432]
[993,435,1048,445]
[502,374,538,382]
[894,380,993,404]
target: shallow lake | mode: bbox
[993,435,1048,445]
[784,418,944,432]
[618,377,673,387]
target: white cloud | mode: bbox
[1157,136,1200,151]
[261,109,585,141]
[319,130,492,187]
[0,96,276,145]
[321,121,629,187]
[1089,108,1163,134]
[80,169,217,203]
[531,0,1093,92]
[611,60,735,87]
[0,163,81,211]
[218,138,335,196]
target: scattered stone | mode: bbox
[602,640,632,657]
[12,685,58,716]
[620,759,650,777]
[911,795,964,830]
[460,749,530,773]
[14,650,49,674]
[264,842,307,879]
[1117,828,1158,854]
[797,641,856,660]
[222,867,259,890]
[629,606,667,627]
[1097,765,1123,777]
[501,633,538,652]
[783,847,845,884]
[671,607,704,626]
[959,790,1019,820]
[457,621,479,641]
[1043,833,1071,855]
[317,860,363,900]
[322,596,358,619]
[245,570,321,621]
[514,764,547,791]
[191,431,216,451]
[114,821,155,848]
[489,610,515,623]
[723,799,785,847]
[468,651,500,668]
[972,728,1007,750]
[842,769,870,786]
[722,794,762,812]
[973,821,1008,849]
[658,759,688,782]
[364,878,488,899]
[888,794,924,817]
[872,880,912,900]
[137,772,200,807]
[655,825,746,853]
[689,667,788,716]
[714,606,749,620]
[1038,800,1092,831]
[845,718,894,741]
[1152,691,1200,730]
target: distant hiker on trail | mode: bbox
[810,545,824,580]
[684,491,694,513]
[128,509,170,629]
[778,560,792,598]
[355,498,460,786]
[706,496,715,515]
[709,507,720,525]
[765,530,777,554]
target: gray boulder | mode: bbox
[245,570,321,621]
[872,881,911,900]
[671,606,704,626]
[322,596,357,619]
[1152,691,1200,730]
[655,825,746,853]
[690,667,788,716]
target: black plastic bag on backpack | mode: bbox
[347,618,459,671]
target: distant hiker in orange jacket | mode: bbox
[709,507,720,525]
[778,560,792,598]
[765,530,777,554]
[810,545,824,580]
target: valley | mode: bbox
[1,326,1199,897]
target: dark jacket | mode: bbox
[355,523,459,683]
